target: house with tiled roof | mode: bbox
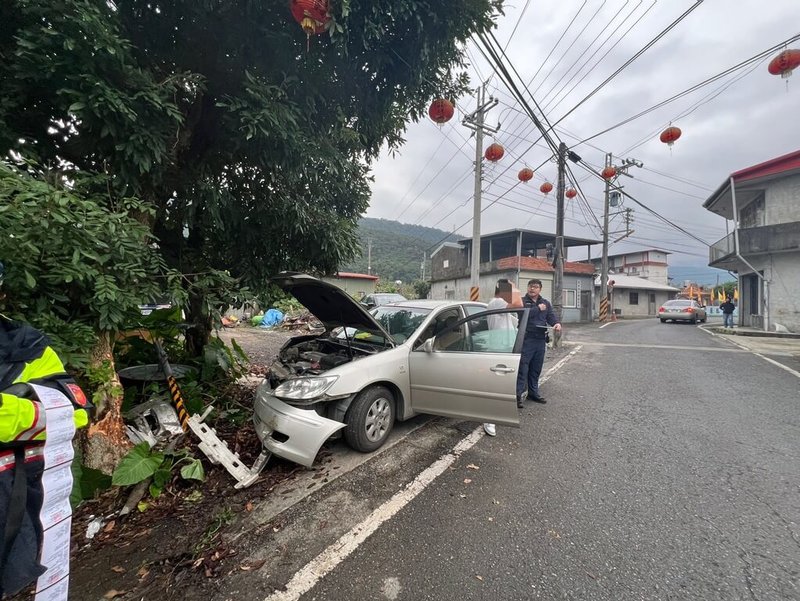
[429,228,600,322]
[704,149,800,332]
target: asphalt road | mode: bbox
[213,319,800,601]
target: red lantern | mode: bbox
[540,182,553,195]
[290,0,331,39]
[428,99,455,124]
[518,168,534,183]
[566,188,578,199]
[659,126,682,147]
[768,49,800,79]
[601,166,617,180]
[484,143,504,162]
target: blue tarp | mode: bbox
[259,308,285,328]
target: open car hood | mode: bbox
[271,273,396,345]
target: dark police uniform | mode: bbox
[516,293,560,402]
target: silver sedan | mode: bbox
[252,274,527,466]
[658,299,707,324]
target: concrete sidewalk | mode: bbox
[702,324,800,369]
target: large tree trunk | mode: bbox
[82,330,131,475]
[184,289,212,357]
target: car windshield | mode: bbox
[334,306,432,344]
[371,306,431,342]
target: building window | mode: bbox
[740,195,765,228]
[443,259,449,268]
[562,289,576,308]
[629,292,639,305]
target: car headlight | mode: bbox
[273,376,339,400]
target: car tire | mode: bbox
[344,386,395,453]
[692,315,698,324]
[660,319,666,323]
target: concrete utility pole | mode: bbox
[367,238,372,275]
[552,142,567,321]
[600,154,642,320]
[462,83,499,301]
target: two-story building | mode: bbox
[704,149,800,332]
[428,229,599,322]
[585,249,671,286]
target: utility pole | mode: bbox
[552,142,567,321]
[367,238,372,275]
[462,84,499,301]
[421,251,426,282]
[600,153,612,322]
[600,154,642,321]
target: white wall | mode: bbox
[736,253,800,332]
[766,173,800,224]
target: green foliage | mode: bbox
[112,443,165,487]
[112,442,205,500]
[70,451,112,508]
[714,282,737,300]
[0,162,181,366]
[0,1,501,356]
[413,280,431,299]
[341,218,463,282]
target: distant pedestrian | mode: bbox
[720,296,736,328]
[483,279,518,437]
[517,279,561,407]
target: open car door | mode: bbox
[407,308,528,427]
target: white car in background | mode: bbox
[252,273,528,466]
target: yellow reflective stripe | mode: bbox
[15,347,66,383]
[0,393,39,443]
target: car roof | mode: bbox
[383,300,487,310]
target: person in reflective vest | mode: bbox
[0,262,90,596]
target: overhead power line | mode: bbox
[576,32,800,147]
[551,0,706,129]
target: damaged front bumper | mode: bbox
[253,387,346,467]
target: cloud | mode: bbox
[367,0,800,271]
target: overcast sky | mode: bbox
[365,0,800,278]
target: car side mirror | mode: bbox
[423,337,434,353]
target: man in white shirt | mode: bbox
[483,279,518,436]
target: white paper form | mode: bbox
[30,384,76,601]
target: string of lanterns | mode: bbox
[416,46,799,201]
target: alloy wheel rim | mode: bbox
[364,397,390,442]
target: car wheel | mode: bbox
[344,386,395,453]
[660,319,666,323]
[692,315,698,324]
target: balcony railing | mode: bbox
[709,222,800,266]
[709,232,734,264]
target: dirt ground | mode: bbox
[36,325,311,601]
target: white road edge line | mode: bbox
[599,321,615,329]
[700,325,800,379]
[264,347,583,601]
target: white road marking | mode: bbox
[599,321,615,329]
[754,353,800,378]
[701,326,800,378]
[566,341,747,353]
[264,348,583,601]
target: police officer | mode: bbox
[0,262,90,596]
[516,279,561,407]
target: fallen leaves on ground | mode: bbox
[239,559,266,571]
[466,464,480,470]
[103,590,126,599]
